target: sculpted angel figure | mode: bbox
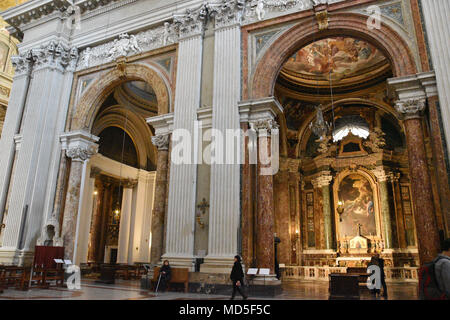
[129,34,141,53]
[163,22,171,46]
[256,0,266,21]
[80,47,91,68]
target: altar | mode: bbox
[336,257,372,267]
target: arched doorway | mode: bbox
[59,63,171,264]
[242,20,442,281]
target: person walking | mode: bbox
[435,239,450,298]
[375,254,388,298]
[230,255,248,300]
[367,256,380,297]
[158,260,171,293]
[419,238,450,300]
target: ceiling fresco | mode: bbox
[281,37,390,83]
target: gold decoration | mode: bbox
[315,10,329,31]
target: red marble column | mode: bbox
[397,99,441,263]
[254,120,277,274]
[150,134,170,264]
[241,122,255,267]
[274,163,290,265]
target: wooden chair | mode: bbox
[31,246,65,288]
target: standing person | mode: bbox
[367,256,380,296]
[419,238,450,300]
[230,255,248,300]
[435,239,450,298]
[375,254,388,298]
[158,260,171,293]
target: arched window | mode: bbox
[333,115,369,142]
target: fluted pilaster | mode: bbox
[421,0,450,160]
[162,31,203,269]
[202,17,242,272]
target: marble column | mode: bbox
[288,161,301,265]
[0,53,32,229]
[312,173,333,250]
[396,99,440,263]
[98,178,114,263]
[60,131,99,261]
[117,180,136,264]
[373,167,394,249]
[88,177,104,262]
[150,134,170,264]
[391,172,407,249]
[203,10,243,272]
[239,98,283,276]
[274,160,290,265]
[254,120,278,276]
[134,170,156,263]
[162,13,205,269]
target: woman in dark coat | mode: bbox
[230,255,248,300]
[158,260,171,292]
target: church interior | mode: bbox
[273,36,427,270]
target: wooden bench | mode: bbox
[151,267,189,293]
[0,266,31,291]
[115,265,140,280]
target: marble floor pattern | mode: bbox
[0,278,419,300]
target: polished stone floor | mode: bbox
[0,278,418,300]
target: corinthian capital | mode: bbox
[249,119,279,136]
[210,0,246,29]
[173,4,209,40]
[60,130,99,162]
[312,172,333,188]
[66,145,98,162]
[372,167,390,182]
[395,99,426,120]
[31,41,79,73]
[11,51,33,76]
[152,134,170,151]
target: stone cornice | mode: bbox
[2,0,72,30]
[238,97,283,123]
[146,113,174,136]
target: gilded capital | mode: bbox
[372,167,390,182]
[312,172,333,188]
